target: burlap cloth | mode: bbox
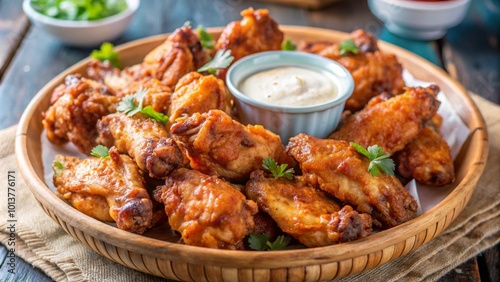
[0,94,498,282]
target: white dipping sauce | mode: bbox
[239,67,337,107]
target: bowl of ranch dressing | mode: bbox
[226,51,354,143]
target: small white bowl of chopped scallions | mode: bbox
[23,0,140,47]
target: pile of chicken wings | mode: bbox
[44,8,455,250]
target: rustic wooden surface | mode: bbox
[0,0,498,281]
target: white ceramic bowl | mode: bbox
[226,51,354,143]
[23,0,140,47]
[368,0,471,40]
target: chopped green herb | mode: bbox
[53,161,65,175]
[339,39,359,56]
[116,88,169,124]
[91,42,120,68]
[197,25,215,50]
[262,157,295,180]
[30,0,128,21]
[248,233,299,251]
[350,142,395,176]
[197,49,234,75]
[91,145,110,159]
[282,39,297,51]
[248,233,270,251]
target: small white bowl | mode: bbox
[368,0,471,40]
[226,51,354,143]
[23,0,140,47]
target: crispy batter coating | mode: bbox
[42,74,118,154]
[153,168,258,249]
[215,8,283,78]
[298,29,405,112]
[168,72,233,124]
[96,113,183,178]
[53,147,153,234]
[245,170,372,247]
[287,134,418,228]
[87,26,210,91]
[170,110,295,182]
[396,126,455,186]
[329,86,441,154]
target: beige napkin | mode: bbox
[1,94,499,282]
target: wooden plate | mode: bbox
[15,26,488,281]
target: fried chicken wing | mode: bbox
[168,72,233,124]
[96,113,183,178]
[245,170,372,247]
[215,8,283,77]
[298,29,405,112]
[170,110,295,182]
[329,86,441,154]
[396,126,455,186]
[153,168,258,249]
[42,74,118,154]
[287,134,418,228]
[53,147,153,234]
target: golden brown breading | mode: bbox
[42,74,118,154]
[96,113,183,178]
[168,72,233,124]
[329,86,441,154]
[396,126,455,186]
[245,170,372,247]
[287,134,418,228]
[298,29,405,112]
[153,168,258,249]
[53,147,153,234]
[170,110,295,182]
[215,8,284,78]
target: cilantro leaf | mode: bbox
[339,39,359,56]
[197,25,215,50]
[197,49,234,75]
[91,145,110,159]
[31,0,127,21]
[248,233,270,251]
[282,39,297,51]
[262,157,295,180]
[267,235,292,251]
[53,161,65,176]
[350,142,395,176]
[91,42,120,68]
[117,88,169,124]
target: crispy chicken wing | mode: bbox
[215,8,284,78]
[245,170,372,247]
[329,86,441,154]
[42,74,118,154]
[153,168,258,249]
[53,147,153,234]
[287,134,418,228]
[96,113,183,178]
[168,72,233,124]
[170,110,295,182]
[396,126,455,186]
[298,29,405,112]
[87,26,210,91]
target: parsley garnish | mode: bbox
[262,157,295,180]
[350,142,395,176]
[339,39,359,56]
[248,233,298,251]
[90,145,110,158]
[197,25,215,50]
[197,49,234,75]
[91,42,120,68]
[116,88,169,124]
[53,161,65,176]
[282,39,297,51]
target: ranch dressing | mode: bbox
[239,67,337,107]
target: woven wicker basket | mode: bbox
[16,26,488,281]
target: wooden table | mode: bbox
[0,0,498,281]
